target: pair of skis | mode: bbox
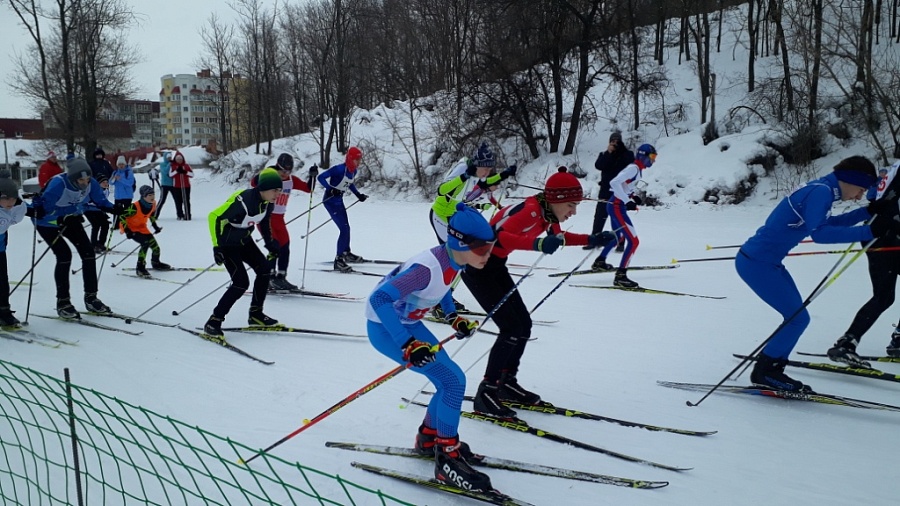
[547,264,679,277]
[0,325,78,347]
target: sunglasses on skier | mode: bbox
[448,227,496,256]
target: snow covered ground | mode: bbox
[3,165,897,506]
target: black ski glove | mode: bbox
[402,338,436,367]
[534,234,564,254]
[356,193,369,202]
[587,231,616,249]
[445,312,478,339]
[213,247,226,265]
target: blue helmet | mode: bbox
[447,203,495,252]
[636,144,657,168]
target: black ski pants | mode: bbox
[213,242,270,320]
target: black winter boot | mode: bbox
[472,380,517,419]
[203,315,224,338]
[84,293,112,314]
[135,261,151,278]
[56,298,80,319]
[248,307,278,326]
[0,306,21,327]
[499,372,541,405]
[151,258,172,270]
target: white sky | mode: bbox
[0,0,277,118]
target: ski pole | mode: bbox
[238,332,458,466]
[130,262,218,322]
[96,216,118,280]
[405,253,547,406]
[299,183,316,289]
[109,244,142,268]
[705,239,814,250]
[171,276,235,316]
[24,223,38,323]
[300,199,360,239]
[673,245,900,264]
[528,247,598,314]
[687,237,875,408]
[10,224,67,297]
[73,237,130,274]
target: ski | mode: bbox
[734,353,900,384]
[2,325,78,346]
[427,309,557,326]
[657,381,900,412]
[348,259,402,265]
[508,263,557,271]
[320,268,383,277]
[33,314,144,335]
[0,329,60,348]
[266,288,361,301]
[422,316,500,336]
[549,264,680,277]
[117,273,188,285]
[351,462,536,506]
[420,392,714,436]
[176,326,274,365]
[571,284,725,299]
[326,442,668,489]
[120,266,225,272]
[216,325,366,338]
[797,351,900,364]
[87,312,178,328]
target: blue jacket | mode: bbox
[35,174,113,228]
[740,173,873,263]
[111,165,135,200]
[317,163,361,200]
[159,155,174,186]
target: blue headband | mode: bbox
[834,169,875,188]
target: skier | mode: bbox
[462,168,614,418]
[737,156,886,392]
[32,158,118,318]
[429,142,516,316]
[827,159,900,367]
[249,153,318,291]
[0,173,27,327]
[366,203,493,492]
[316,146,369,272]
[203,168,283,337]
[591,143,657,288]
[118,185,171,277]
[168,151,193,220]
[589,132,635,249]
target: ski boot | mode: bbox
[84,293,112,314]
[472,380,517,419]
[203,315,224,337]
[591,256,614,272]
[248,307,278,326]
[434,436,492,492]
[750,353,812,392]
[452,298,468,313]
[827,334,871,369]
[135,261,152,278]
[0,306,21,327]
[57,298,80,319]
[342,251,365,263]
[333,255,353,273]
[499,372,541,405]
[887,330,900,358]
[613,268,638,288]
[151,258,172,270]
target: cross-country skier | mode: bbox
[32,158,119,318]
[827,159,900,367]
[366,203,494,492]
[0,173,27,327]
[591,143,657,288]
[737,156,884,392]
[203,168,283,337]
[316,147,369,272]
[462,168,614,418]
[118,185,172,277]
[250,153,318,291]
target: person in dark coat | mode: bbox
[590,132,634,245]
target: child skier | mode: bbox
[118,185,172,277]
[591,143,657,288]
[366,203,493,492]
[317,146,369,272]
[250,153,318,291]
[0,173,27,327]
[204,168,283,337]
[461,168,613,418]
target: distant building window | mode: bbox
[184,129,189,134]
[183,107,189,112]
[182,96,188,101]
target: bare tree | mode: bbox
[198,13,236,154]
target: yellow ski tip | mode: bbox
[705,244,712,250]
[671,258,679,264]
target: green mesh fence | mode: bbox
[0,360,417,505]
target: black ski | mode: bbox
[797,351,900,364]
[507,263,557,271]
[1,325,78,346]
[351,462,536,506]
[120,266,225,272]
[549,264,680,277]
[0,328,60,348]
[216,325,366,338]
[348,259,402,265]
[327,442,668,489]
[87,311,177,328]
[658,381,900,412]
[266,288,361,301]
[734,353,900,384]
[33,314,143,335]
[571,284,726,299]
[117,273,188,285]
[320,268,383,277]
[421,392,714,436]
[176,326,274,365]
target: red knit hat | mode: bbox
[544,167,583,203]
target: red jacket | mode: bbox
[489,195,588,259]
[168,150,193,188]
[38,160,63,189]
